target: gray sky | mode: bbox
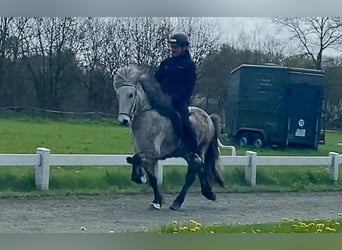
[217,17,341,57]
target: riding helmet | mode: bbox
[169,33,190,46]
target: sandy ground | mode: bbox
[0,191,342,233]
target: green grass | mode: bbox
[0,117,131,154]
[0,117,342,195]
[219,131,342,156]
[157,218,342,233]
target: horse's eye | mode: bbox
[128,93,134,98]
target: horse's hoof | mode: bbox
[169,201,181,210]
[149,203,161,210]
[202,191,216,201]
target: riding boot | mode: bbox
[182,120,203,165]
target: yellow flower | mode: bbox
[298,222,307,228]
[325,227,336,232]
[108,230,114,233]
[335,222,340,225]
[80,226,87,231]
[316,223,325,229]
[316,229,322,233]
[171,220,178,225]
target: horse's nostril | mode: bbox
[122,119,129,126]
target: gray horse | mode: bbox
[113,66,224,210]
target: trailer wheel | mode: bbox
[237,132,250,147]
[253,133,265,148]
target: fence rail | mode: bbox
[0,147,341,190]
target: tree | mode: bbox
[173,17,220,65]
[273,17,342,70]
[23,17,82,109]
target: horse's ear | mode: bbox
[126,157,133,164]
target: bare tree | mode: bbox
[173,17,220,65]
[273,17,342,70]
[77,17,109,110]
[0,17,14,89]
[110,17,172,68]
[23,17,82,109]
[0,17,33,106]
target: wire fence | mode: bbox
[0,106,118,120]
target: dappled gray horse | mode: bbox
[113,66,224,210]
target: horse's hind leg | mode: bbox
[197,165,216,201]
[169,164,197,210]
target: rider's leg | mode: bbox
[173,102,202,164]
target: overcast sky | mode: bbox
[217,17,341,57]
[218,17,283,42]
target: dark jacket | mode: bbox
[154,53,196,105]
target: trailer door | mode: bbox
[286,83,321,148]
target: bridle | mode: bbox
[117,83,138,120]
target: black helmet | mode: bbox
[169,33,189,46]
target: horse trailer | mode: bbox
[225,64,325,149]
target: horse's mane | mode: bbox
[113,66,142,90]
[114,66,172,110]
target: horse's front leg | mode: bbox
[169,162,199,210]
[146,169,163,210]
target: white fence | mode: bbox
[0,147,341,190]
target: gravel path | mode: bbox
[1,191,341,233]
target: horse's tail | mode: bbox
[205,114,224,187]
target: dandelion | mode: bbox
[335,222,340,225]
[189,219,196,224]
[298,222,307,228]
[316,223,325,229]
[80,226,87,231]
[171,220,178,225]
[316,229,322,233]
[325,227,336,232]
[108,230,115,233]
[209,231,215,234]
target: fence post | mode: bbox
[155,161,163,185]
[245,151,257,186]
[35,147,51,190]
[328,152,339,183]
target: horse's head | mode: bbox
[127,155,147,184]
[115,85,138,126]
[113,66,143,126]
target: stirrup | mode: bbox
[190,152,203,164]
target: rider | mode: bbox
[154,33,202,164]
